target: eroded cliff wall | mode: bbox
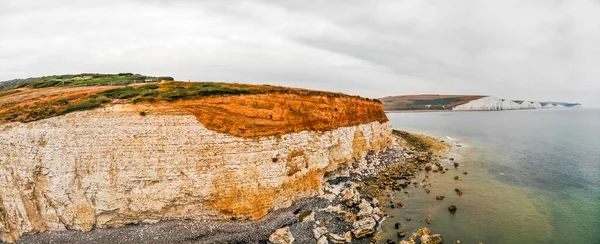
[0,104,392,242]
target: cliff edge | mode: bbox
[0,76,392,243]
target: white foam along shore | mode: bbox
[452,96,582,111]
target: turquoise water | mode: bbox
[381,109,600,243]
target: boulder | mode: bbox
[341,186,361,207]
[448,204,457,212]
[357,199,374,218]
[421,234,443,244]
[269,226,295,244]
[313,226,328,240]
[352,217,377,238]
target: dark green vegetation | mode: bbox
[97,82,382,104]
[413,97,462,105]
[0,73,174,91]
[393,130,448,152]
[379,95,484,111]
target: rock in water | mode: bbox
[421,234,443,244]
[352,217,377,238]
[269,226,295,244]
[435,194,445,200]
[448,204,457,213]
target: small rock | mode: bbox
[448,204,457,213]
[425,189,431,193]
[455,188,463,196]
[372,198,379,206]
[449,158,455,161]
[313,226,328,240]
[406,217,411,221]
[357,199,374,218]
[435,194,445,200]
[373,214,381,222]
[454,162,459,167]
[269,226,295,244]
[425,215,432,224]
[317,236,328,244]
[352,217,377,238]
[386,239,396,244]
[344,231,352,243]
[398,231,406,238]
[456,240,461,244]
[463,172,468,175]
[329,233,346,243]
[394,222,401,229]
[454,176,459,180]
[421,234,443,244]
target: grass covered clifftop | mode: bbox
[0,74,388,137]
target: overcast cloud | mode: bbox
[1,0,599,106]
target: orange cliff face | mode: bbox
[0,82,388,137]
[155,93,388,137]
[0,82,392,243]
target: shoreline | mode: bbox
[17,130,456,244]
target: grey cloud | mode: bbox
[1,0,599,106]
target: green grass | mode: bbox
[59,95,112,115]
[413,97,463,105]
[0,73,174,91]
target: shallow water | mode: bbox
[379,109,600,244]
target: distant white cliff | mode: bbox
[453,96,581,111]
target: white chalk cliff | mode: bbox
[453,96,580,111]
[0,105,392,243]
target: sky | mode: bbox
[1,0,599,106]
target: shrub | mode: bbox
[56,98,69,105]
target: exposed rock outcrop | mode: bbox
[269,226,295,244]
[0,102,392,243]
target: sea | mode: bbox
[379,108,600,244]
